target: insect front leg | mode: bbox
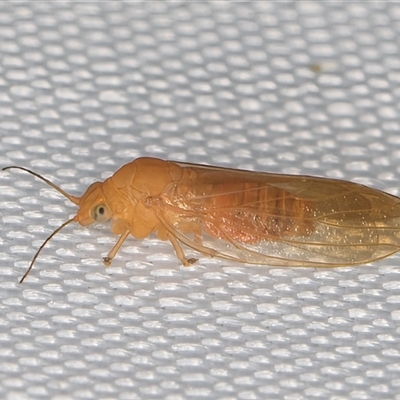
[103,230,130,266]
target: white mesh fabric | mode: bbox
[0,2,400,400]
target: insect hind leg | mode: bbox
[167,233,197,266]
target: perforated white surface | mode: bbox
[1,2,400,400]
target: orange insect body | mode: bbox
[4,157,400,282]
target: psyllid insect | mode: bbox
[3,157,400,283]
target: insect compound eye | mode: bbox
[91,203,111,223]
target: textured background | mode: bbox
[1,2,400,400]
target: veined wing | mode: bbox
[155,163,400,266]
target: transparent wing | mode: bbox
[155,163,400,266]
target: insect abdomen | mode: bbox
[171,176,314,244]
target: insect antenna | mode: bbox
[19,217,76,283]
[2,166,81,283]
[2,166,80,205]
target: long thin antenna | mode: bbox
[3,166,82,283]
[19,217,76,283]
[2,166,80,205]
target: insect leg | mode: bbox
[103,230,130,266]
[167,233,197,266]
